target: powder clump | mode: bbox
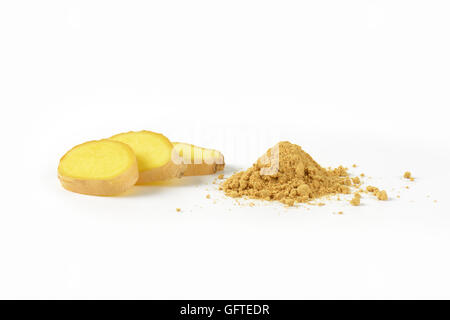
[222,141,351,206]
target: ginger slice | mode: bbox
[173,142,225,176]
[58,140,139,196]
[110,131,186,184]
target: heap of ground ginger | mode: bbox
[222,141,355,206]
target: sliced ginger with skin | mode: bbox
[173,142,225,176]
[110,131,186,184]
[58,140,139,196]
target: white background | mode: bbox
[1,1,449,299]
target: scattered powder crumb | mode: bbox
[217,174,224,179]
[366,186,388,201]
[352,164,357,168]
[221,141,352,207]
[410,178,415,182]
[350,197,360,206]
[360,173,365,177]
[338,211,343,215]
[318,202,325,206]
[206,194,211,199]
[352,177,361,185]
[350,193,361,206]
[376,190,388,201]
[249,203,255,207]
[176,208,181,212]
[403,171,412,179]
[405,186,410,189]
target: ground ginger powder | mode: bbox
[222,141,354,206]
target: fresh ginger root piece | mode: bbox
[58,140,139,196]
[110,131,186,184]
[173,142,225,176]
